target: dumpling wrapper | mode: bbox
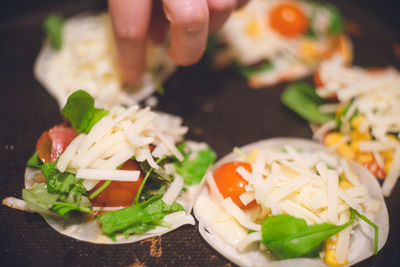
[194,138,389,266]
[34,12,176,109]
[23,154,207,244]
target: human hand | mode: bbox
[108,0,249,85]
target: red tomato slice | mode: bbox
[213,161,256,209]
[36,124,78,163]
[269,3,308,37]
[89,160,144,207]
[366,161,386,179]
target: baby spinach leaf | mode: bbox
[281,83,334,124]
[261,213,354,259]
[44,13,64,50]
[26,151,43,168]
[61,90,109,134]
[99,186,184,238]
[174,142,216,186]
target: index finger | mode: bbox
[108,0,152,85]
[162,0,209,66]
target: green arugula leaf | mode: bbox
[174,142,216,186]
[22,183,91,218]
[99,186,184,238]
[261,213,355,259]
[23,183,58,211]
[61,90,109,134]
[26,151,43,168]
[281,83,335,124]
[24,162,92,218]
[44,13,64,50]
[140,160,172,183]
[326,4,344,35]
[235,61,273,78]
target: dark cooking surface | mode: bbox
[1,0,399,266]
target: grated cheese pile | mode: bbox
[56,104,188,195]
[197,144,380,265]
[34,13,175,109]
[315,57,400,196]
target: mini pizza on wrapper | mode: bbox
[2,90,216,244]
[282,57,400,196]
[210,0,352,87]
[34,13,176,109]
[194,138,388,266]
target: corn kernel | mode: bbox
[324,236,348,267]
[350,130,371,142]
[324,132,344,147]
[300,40,315,58]
[246,19,260,37]
[350,115,366,130]
[349,140,359,153]
[325,249,348,266]
[381,149,394,174]
[339,180,353,189]
[248,149,259,163]
[356,152,374,165]
[337,144,355,160]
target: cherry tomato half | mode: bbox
[36,131,52,163]
[213,161,256,209]
[90,160,144,207]
[36,124,78,163]
[269,3,308,37]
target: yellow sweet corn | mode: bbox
[246,19,260,37]
[300,40,315,58]
[350,115,366,131]
[381,149,394,174]
[337,144,355,160]
[350,130,371,142]
[325,235,348,266]
[339,180,353,189]
[349,140,359,153]
[324,132,344,147]
[356,152,374,165]
[248,148,259,163]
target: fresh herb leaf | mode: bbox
[44,13,64,50]
[326,4,344,35]
[99,186,184,238]
[281,83,334,124]
[26,162,92,218]
[140,160,172,183]
[22,183,91,219]
[26,151,43,168]
[61,90,109,134]
[174,142,216,186]
[134,157,166,204]
[261,213,354,259]
[235,61,273,78]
